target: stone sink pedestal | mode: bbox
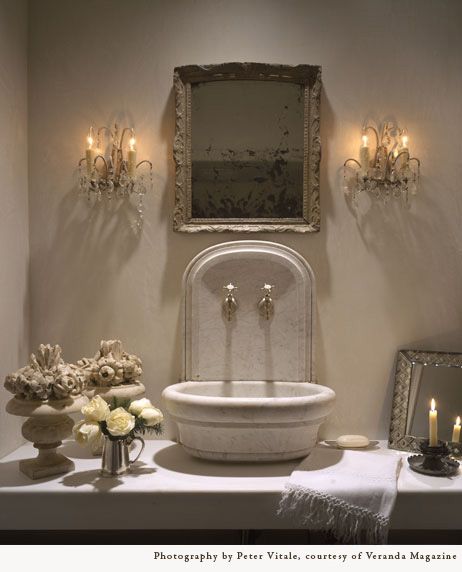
[162,241,336,462]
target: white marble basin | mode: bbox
[162,381,335,462]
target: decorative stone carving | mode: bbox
[4,344,86,401]
[78,340,143,387]
[3,344,89,479]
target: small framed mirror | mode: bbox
[389,350,462,451]
[173,62,321,233]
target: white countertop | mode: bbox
[0,440,460,530]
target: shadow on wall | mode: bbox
[32,184,142,352]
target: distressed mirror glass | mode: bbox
[173,63,321,233]
[389,350,462,451]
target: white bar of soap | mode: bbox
[336,434,370,448]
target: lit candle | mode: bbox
[127,135,137,177]
[359,134,370,176]
[401,133,409,155]
[429,398,438,446]
[398,133,409,170]
[85,127,96,176]
[452,416,461,443]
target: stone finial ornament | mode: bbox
[4,344,86,401]
[78,340,143,387]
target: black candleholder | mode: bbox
[447,441,462,459]
[408,439,459,477]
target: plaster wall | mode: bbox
[0,0,29,456]
[28,0,462,440]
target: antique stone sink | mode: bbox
[163,380,335,461]
[162,241,336,462]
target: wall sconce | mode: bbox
[78,123,152,216]
[343,121,421,207]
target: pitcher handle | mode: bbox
[129,436,145,465]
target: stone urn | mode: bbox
[6,395,89,479]
[4,344,88,479]
[86,382,146,403]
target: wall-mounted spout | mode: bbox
[258,284,275,320]
[222,283,238,321]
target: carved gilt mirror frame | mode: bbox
[173,62,321,233]
[388,349,462,452]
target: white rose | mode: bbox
[106,407,135,437]
[139,407,163,427]
[81,395,110,422]
[128,398,153,416]
[73,420,101,445]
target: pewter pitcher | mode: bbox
[100,436,145,477]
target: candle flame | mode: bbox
[457,416,460,426]
[431,398,436,411]
[402,134,408,147]
[361,134,368,147]
[129,136,136,151]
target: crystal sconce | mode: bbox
[343,121,421,207]
[78,123,152,220]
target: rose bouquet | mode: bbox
[73,395,163,447]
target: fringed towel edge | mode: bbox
[278,483,390,544]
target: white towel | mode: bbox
[278,446,402,544]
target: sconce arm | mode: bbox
[97,126,114,147]
[364,125,379,149]
[93,154,108,178]
[136,159,152,169]
[119,127,134,152]
[343,158,361,169]
[392,149,410,167]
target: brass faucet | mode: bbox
[222,283,238,321]
[258,284,275,320]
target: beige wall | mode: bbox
[27,0,462,441]
[0,0,29,456]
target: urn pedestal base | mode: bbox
[6,395,88,480]
[20,448,74,479]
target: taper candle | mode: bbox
[401,133,409,155]
[400,133,409,169]
[359,134,370,177]
[429,398,438,446]
[85,127,96,176]
[128,136,137,177]
[452,416,461,443]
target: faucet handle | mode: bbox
[261,283,275,296]
[223,283,238,294]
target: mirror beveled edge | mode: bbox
[388,349,462,452]
[172,62,322,233]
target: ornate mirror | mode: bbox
[173,63,321,233]
[389,350,462,451]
